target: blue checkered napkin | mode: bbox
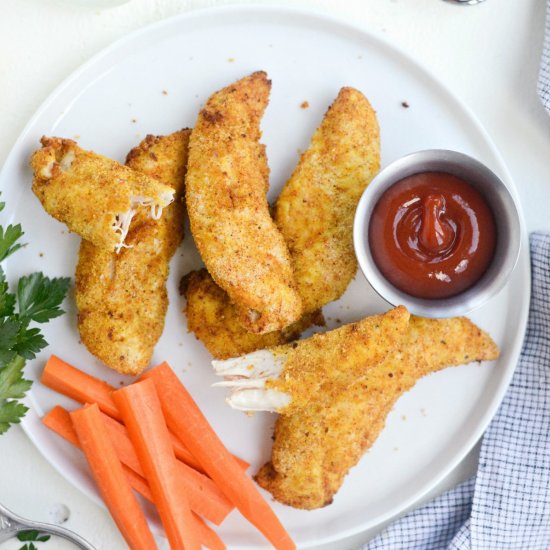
[538,1,550,113]
[364,232,550,550]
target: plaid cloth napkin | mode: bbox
[538,1,550,113]
[364,233,550,549]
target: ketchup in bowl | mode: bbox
[368,172,496,299]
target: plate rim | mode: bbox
[1,3,531,547]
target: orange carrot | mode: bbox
[171,433,209,473]
[143,363,296,550]
[123,463,152,499]
[70,403,157,550]
[112,379,201,550]
[101,411,232,525]
[41,356,249,472]
[42,406,151,497]
[122,468,226,550]
[41,355,120,419]
[42,408,224,549]
[41,356,204,471]
[193,514,226,550]
[43,406,232,525]
[43,405,79,446]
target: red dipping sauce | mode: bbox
[368,172,496,299]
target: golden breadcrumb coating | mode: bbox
[75,130,190,375]
[256,316,500,509]
[31,137,175,251]
[274,87,380,313]
[125,131,189,250]
[266,306,410,414]
[186,72,302,334]
[181,269,325,360]
[183,87,379,359]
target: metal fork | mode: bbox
[0,502,95,549]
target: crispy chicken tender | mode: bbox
[75,130,190,375]
[255,316,500,509]
[181,269,325,360]
[31,137,175,251]
[213,306,410,414]
[183,87,379,358]
[125,131,189,249]
[186,72,302,334]
[274,87,380,313]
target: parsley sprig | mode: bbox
[17,529,51,550]
[0,195,70,434]
[0,200,24,262]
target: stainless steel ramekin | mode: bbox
[353,150,521,318]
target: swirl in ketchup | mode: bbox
[368,172,496,299]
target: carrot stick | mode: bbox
[123,463,152,499]
[42,406,150,496]
[42,408,224,549]
[70,403,157,550]
[41,356,204,472]
[193,514,226,550]
[101,411,232,525]
[112,379,201,550]
[171,433,209,473]
[43,406,232,525]
[42,355,120,419]
[43,405,79,445]
[142,363,296,550]
[122,468,226,550]
[41,356,249,472]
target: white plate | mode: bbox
[0,5,530,549]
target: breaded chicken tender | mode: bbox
[75,130,190,375]
[31,137,175,251]
[255,316,500,509]
[125,131,189,250]
[182,269,324,360]
[186,72,302,334]
[184,87,379,359]
[274,87,380,313]
[213,306,410,413]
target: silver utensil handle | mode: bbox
[0,505,95,549]
[15,519,95,549]
[0,512,20,544]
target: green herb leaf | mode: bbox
[0,356,31,434]
[0,224,25,262]
[0,267,16,317]
[0,355,31,400]
[14,326,47,360]
[0,318,21,353]
[0,350,17,366]
[17,531,38,541]
[0,292,16,318]
[17,529,51,550]
[0,196,71,435]
[17,273,71,323]
[17,530,51,543]
[0,398,28,434]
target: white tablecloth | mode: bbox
[1,0,549,548]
